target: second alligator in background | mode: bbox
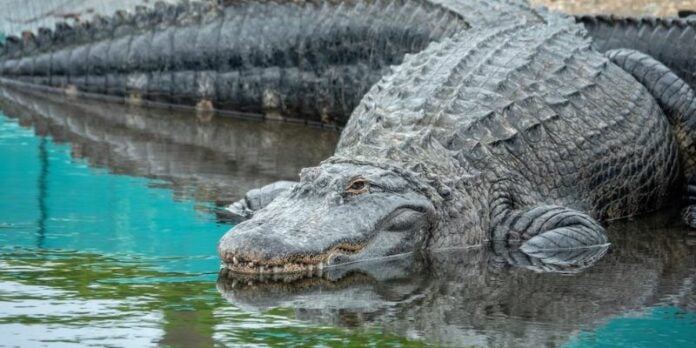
[1,0,694,126]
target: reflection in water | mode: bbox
[218,218,696,347]
[36,137,47,248]
[219,217,696,347]
[0,89,694,346]
[0,276,165,347]
[0,86,337,203]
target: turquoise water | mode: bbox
[0,117,228,278]
[0,97,695,347]
[566,307,696,348]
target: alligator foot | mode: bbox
[223,181,297,223]
[493,205,608,257]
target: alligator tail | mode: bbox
[0,0,468,126]
[576,14,696,90]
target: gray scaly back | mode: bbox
[336,7,678,246]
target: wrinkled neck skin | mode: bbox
[217,151,491,274]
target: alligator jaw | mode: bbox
[220,243,366,275]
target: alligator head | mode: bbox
[217,161,439,274]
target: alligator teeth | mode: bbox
[225,257,336,276]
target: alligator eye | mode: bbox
[345,177,368,195]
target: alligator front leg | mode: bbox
[492,205,609,257]
[224,181,297,223]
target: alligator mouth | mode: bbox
[220,242,367,275]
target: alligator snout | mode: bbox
[218,217,368,275]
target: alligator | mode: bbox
[216,1,696,275]
[2,0,696,274]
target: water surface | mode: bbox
[0,87,694,347]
